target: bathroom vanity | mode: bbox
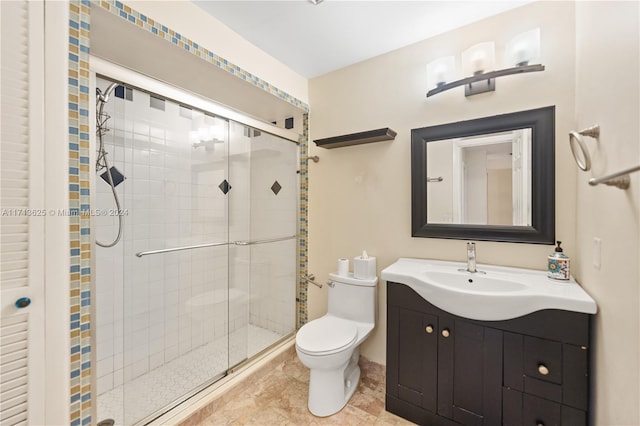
[382,258,596,426]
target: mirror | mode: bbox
[426,129,532,226]
[412,106,555,243]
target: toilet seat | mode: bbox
[296,316,358,356]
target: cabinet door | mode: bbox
[438,318,503,425]
[391,307,438,412]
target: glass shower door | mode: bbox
[95,75,300,426]
[227,122,298,366]
[118,89,232,425]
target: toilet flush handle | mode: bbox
[327,280,335,288]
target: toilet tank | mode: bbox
[327,273,377,324]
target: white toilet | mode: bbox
[295,272,377,417]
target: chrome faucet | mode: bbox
[466,242,477,273]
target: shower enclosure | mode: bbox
[93,73,298,425]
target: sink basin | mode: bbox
[421,271,529,293]
[381,258,597,321]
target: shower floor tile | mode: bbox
[97,325,285,426]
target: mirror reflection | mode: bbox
[426,129,532,226]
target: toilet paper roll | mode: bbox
[337,258,349,276]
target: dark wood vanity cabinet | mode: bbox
[386,282,591,426]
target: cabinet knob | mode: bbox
[441,329,450,338]
[537,423,545,426]
[537,364,550,376]
[425,325,434,334]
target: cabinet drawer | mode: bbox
[504,391,587,426]
[524,393,561,426]
[524,336,562,384]
[523,394,587,426]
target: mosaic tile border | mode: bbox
[68,1,93,425]
[298,113,310,328]
[96,0,310,113]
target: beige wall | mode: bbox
[126,0,308,103]
[309,1,640,423]
[574,2,640,425]
[308,1,577,364]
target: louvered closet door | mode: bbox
[1,1,45,425]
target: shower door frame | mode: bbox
[90,57,300,142]
[89,57,302,425]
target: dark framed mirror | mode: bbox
[411,106,555,243]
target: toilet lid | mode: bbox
[296,316,358,355]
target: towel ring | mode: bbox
[569,131,591,171]
[568,125,599,171]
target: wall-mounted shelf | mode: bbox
[313,127,397,149]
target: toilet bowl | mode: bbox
[295,273,377,416]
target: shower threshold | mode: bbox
[97,324,290,426]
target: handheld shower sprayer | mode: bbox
[95,81,126,248]
[96,82,119,143]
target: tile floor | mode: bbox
[180,346,415,425]
[98,325,286,425]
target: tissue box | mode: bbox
[353,256,376,280]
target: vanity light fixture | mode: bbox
[426,56,456,91]
[461,42,496,96]
[505,28,540,67]
[426,28,545,98]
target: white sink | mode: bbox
[381,258,597,321]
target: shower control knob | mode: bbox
[15,297,31,309]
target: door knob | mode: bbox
[15,297,31,308]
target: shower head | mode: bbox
[100,166,126,187]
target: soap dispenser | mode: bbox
[548,241,570,280]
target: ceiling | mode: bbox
[193,0,532,79]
